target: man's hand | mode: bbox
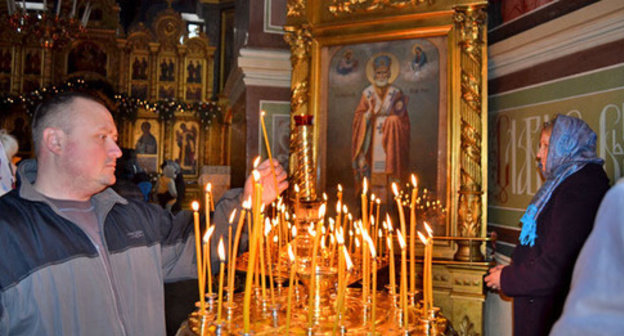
[243,159,288,206]
[484,265,505,291]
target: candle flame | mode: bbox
[321,236,326,249]
[252,170,260,182]
[322,193,328,201]
[261,110,266,117]
[336,201,341,213]
[424,222,433,237]
[376,198,381,205]
[191,201,199,212]
[218,237,226,261]
[411,174,418,188]
[336,227,344,244]
[343,204,348,213]
[378,228,383,237]
[318,203,326,218]
[294,184,300,193]
[386,236,393,250]
[260,204,265,212]
[292,226,297,237]
[355,237,360,247]
[364,233,376,258]
[205,183,212,192]
[253,156,261,168]
[391,182,399,197]
[264,218,272,236]
[203,225,215,243]
[362,177,368,194]
[273,235,278,243]
[228,209,237,224]
[371,193,376,201]
[243,197,252,209]
[386,214,394,231]
[349,229,353,236]
[321,225,326,235]
[382,220,388,230]
[308,224,315,237]
[343,246,353,270]
[417,231,427,245]
[396,229,406,249]
[288,244,295,261]
[370,216,375,227]
[348,213,353,221]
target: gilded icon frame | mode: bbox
[285,0,489,254]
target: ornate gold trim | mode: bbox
[328,0,434,16]
[454,5,486,243]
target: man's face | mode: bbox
[60,98,122,194]
[374,66,390,88]
[536,128,552,175]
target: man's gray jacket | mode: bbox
[0,160,243,335]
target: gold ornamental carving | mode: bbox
[286,0,305,17]
[328,0,434,15]
[457,314,479,336]
[284,24,316,200]
[454,5,486,262]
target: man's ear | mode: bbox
[41,128,65,155]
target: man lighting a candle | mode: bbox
[0,91,287,336]
[484,115,609,336]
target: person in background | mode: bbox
[484,114,610,336]
[0,91,287,335]
[0,129,19,197]
[550,178,624,335]
[156,163,178,211]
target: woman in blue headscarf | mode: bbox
[484,114,610,336]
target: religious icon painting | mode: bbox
[171,120,200,176]
[185,58,204,101]
[158,85,175,100]
[158,57,176,82]
[67,41,107,77]
[323,37,448,211]
[131,55,149,81]
[133,119,160,156]
[23,49,42,76]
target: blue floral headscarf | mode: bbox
[519,114,604,246]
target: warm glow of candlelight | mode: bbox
[228,209,237,223]
[391,182,399,197]
[411,174,418,188]
[318,203,327,218]
[253,156,261,168]
[216,238,226,321]
[322,192,328,201]
[338,184,343,192]
[336,201,342,213]
[397,230,406,249]
[205,182,212,192]
[418,231,427,244]
[252,170,260,182]
[294,184,300,193]
[203,226,215,243]
[192,201,199,211]
[344,246,353,270]
[363,177,368,194]
[386,215,394,231]
[424,222,433,237]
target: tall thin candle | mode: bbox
[397,229,409,327]
[216,238,226,321]
[228,200,249,307]
[285,244,296,334]
[409,175,418,294]
[192,202,204,313]
[203,226,215,297]
[260,111,280,193]
[243,171,261,333]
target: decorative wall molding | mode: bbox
[488,0,624,79]
[237,47,292,87]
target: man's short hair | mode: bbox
[31,91,107,155]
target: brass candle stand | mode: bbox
[180,198,448,336]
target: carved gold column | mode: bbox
[453,4,487,261]
[284,22,316,201]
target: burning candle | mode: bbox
[361,178,369,305]
[227,209,236,282]
[409,175,418,294]
[397,229,409,327]
[191,202,204,313]
[286,244,296,334]
[228,199,250,307]
[203,225,215,297]
[265,218,276,306]
[392,183,407,242]
[243,171,261,333]
[364,233,377,334]
[308,204,326,328]
[216,238,226,321]
[424,222,434,312]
